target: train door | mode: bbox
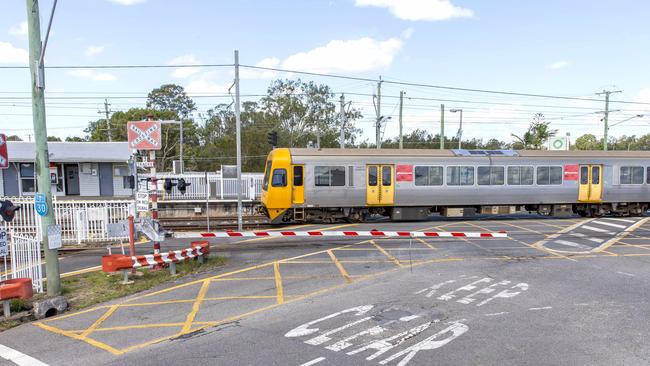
[292,165,304,204]
[366,165,394,205]
[578,164,603,203]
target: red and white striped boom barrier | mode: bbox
[102,241,210,273]
[174,230,507,239]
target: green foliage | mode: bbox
[378,129,509,150]
[65,136,87,142]
[511,113,557,149]
[47,136,62,142]
[146,84,196,118]
[6,135,23,141]
[573,134,601,150]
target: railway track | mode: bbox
[160,215,272,231]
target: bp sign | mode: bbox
[549,136,569,151]
[34,193,48,217]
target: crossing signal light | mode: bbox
[267,131,278,147]
[163,179,175,194]
[177,178,190,195]
[0,200,20,223]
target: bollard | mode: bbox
[169,262,177,276]
[121,270,133,285]
[3,301,9,319]
[128,215,136,274]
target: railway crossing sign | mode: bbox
[0,133,8,169]
[127,121,162,150]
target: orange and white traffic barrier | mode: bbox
[102,241,210,279]
[174,230,507,239]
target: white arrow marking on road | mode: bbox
[0,344,49,366]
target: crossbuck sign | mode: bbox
[127,121,162,150]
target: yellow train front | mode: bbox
[260,148,650,223]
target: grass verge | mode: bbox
[0,256,226,330]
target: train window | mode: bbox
[580,166,589,184]
[368,166,378,186]
[508,166,533,185]
[315,166,346,187]
[414,166,443,186]
[382,166,392,186]
[478,166,504,185]
[447,166,474,186]
[293,166,303,187]
[592,166,600,184]
[620,166,644,184]
[537,166,563,185]
[262,161,273,191]
[271,169,287,187]
[648,167,650,184]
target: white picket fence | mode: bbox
[9,234,43,293]
[155,172,264,201]
[2,197,135,244]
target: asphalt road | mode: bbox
[1,215,650,366]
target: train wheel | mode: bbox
[577,210,590,217]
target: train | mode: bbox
[259,148,650,223]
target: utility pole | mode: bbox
[375,76,383,149]
[26,0,61,296]
[440,104,445,150]
[103,99,112,142]
[596,89,621,151]
[339,94,346,148]
[399,91,404,149]
[234,50,243,231]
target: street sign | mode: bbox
[47,225,62,249]
[0,228,7,257]
[34,193,48,217]
[136,187,149,212]
[0,133,8,169]
[136,160,155,168]
[548,136,569,150]
[127,121,162,150]
[107,221,128,237]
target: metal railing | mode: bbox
[2,196,135,244]
[155,172,264,201]
[10,234,43,293]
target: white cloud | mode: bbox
[68,69,116,81]
[355,0,473,21]
[168,54,201,78]
[108,0,146,5]
[8,21,28,36]
[85,46,104,57]
[184,79,230,94]
[282,36,403,73]
[241,57,280,79]
[546,61,569,70]
[0,42,28,64]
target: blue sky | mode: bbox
[1,0,649,144]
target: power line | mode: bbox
[0,63,233,69]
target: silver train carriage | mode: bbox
[259,148,650,223]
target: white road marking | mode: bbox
[570,232,586,237]
[554,240,592,250]
[347,321,438,360]
[586,237,604,243]
[594,221,626,229]
[285,305,373,338]
[483,312,509,317]
[415,279,458,298]
[437,277,492,301]
[528,306,552,311]
[457,280,511,305]
[306,316,373,346]
[616,271,635,277]
[603,218,636,223]
[476,283,529,307]
[299,357,326,366]
[582,225,614,234]
[0,344,49,366]
[570,233,604,243]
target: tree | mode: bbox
[47,136,62,142]
[146,84,196,119]
[511,113,557,149]
[6,135,22,141]
[65,136,86,142]
[573,134,601,150]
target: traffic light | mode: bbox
[163,179,175,194]
[267,131,278,147]
[177,178,190,195]
[0,200,20,223]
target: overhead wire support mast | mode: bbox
[101,98,112,142]
[234,50,243,231]
[596,89,622,151]
[375,76,383,149]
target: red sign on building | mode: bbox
[127,121,162,150]
[564,164,579,181]
[396,164,413,182]
[0,134,8,169]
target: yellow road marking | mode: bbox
[371,240,403,267]
[181,279,211,334]
[327,250,351,283]
[592,217,650,253]
[34,322,123,355]
[415,238,437,250]
[273,261,284,304]
[81,305,119,338]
